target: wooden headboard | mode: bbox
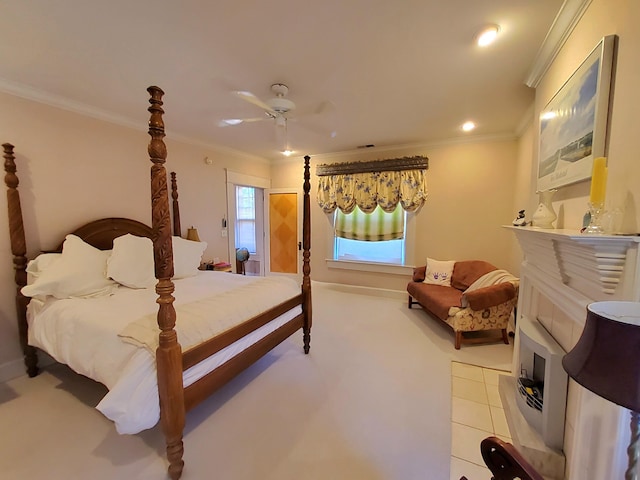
[56,217,153,251]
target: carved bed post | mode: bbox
[302,155,312,354]
[147,87,185,480]
[3,143,38,377]
[170,171,181,237]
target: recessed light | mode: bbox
[282,150,294,157]
[462,121,476,132]
[477,25,500,47]
[219,119,242,126]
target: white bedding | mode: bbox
[27,271,302,434]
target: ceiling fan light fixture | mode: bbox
[275,115,287,128]
[476,25,500,47]
[268,97,296,113]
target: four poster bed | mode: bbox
[2,86,312,479]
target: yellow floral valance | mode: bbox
[316,156,428,214]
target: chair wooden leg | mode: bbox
[455,331,462,350]
[501,328,509,345]
[408,295,414,309]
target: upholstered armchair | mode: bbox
[407,260,519,349]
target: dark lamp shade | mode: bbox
[562,301,640,412]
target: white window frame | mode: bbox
[235,185,258,255]
[325,209,416,275]
[225,170,270,275]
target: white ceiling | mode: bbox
[0,0,564,162]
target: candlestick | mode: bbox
[584,201,605,234]
[589,156,608,205]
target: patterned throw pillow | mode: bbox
[423,258,455,287]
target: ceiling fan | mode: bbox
[218,83,298,129]
[218,83,335,145]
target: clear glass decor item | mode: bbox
[584,201,606,234]
[531,189,557,229]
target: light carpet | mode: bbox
[0,281,512,479]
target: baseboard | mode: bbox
[0,352,55,383]
[312,280,406,300]
[0,357,28,383]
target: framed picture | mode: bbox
[537,35,617,192]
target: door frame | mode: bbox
[264,187,303,281]
[225,169,270,275]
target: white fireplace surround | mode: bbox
[503,226,640,480]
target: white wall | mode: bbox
[526,0,640,234]
[271,137,520,292]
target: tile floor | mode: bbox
[449,361,512,480]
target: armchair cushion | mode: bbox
[407,282,462,321]
[412,265,426,282]
[451,260,498,290]
[462,282,516,311]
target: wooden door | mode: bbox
[267,190,300,278]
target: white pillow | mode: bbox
[26,253,62,285]
[172,236,207,279]
[107,234,156,289]
[423,258,455,287]
[21,234,117,299]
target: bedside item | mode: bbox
[213,262,232,272]
[185,226,200,242]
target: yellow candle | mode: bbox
[589,156,607,205]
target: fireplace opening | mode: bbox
[518,352,545,411]
[515,315,568,450]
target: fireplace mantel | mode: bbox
[505,226,640,302]
[503,226,640,479]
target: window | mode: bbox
[235,186,257,254]
[334,205,406,264]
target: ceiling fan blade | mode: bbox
[288,116,338,138]
[294,100,336,117]
[314,100,336,115]
[234,90,275,113]
[218,116,268,127]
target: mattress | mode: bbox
[27,271,302,434]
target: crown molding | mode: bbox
[524,0,593,88]
[318,133,518,160]
[272,132,519,165]
[0,77,269,165]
